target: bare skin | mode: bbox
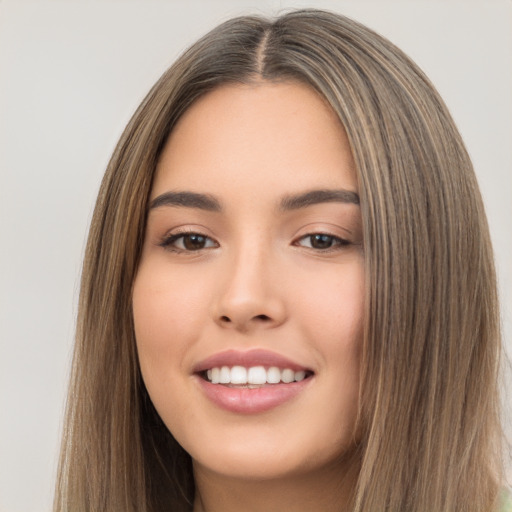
[193,448,361,512]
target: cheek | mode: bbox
[295,260,364,348]
[132,262,207,380]
[132,264,210,437]
[295,261,364,414]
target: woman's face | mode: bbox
[133,81,364,481]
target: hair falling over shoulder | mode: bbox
[53,8,504,512]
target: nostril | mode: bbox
[219,314,271,324]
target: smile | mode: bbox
[204,365,310,386]
[194,349,314,413]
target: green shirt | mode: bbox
[501,489,512,512]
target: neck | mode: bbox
[192,450,360,512]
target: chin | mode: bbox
[185,425,355,482]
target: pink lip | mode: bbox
[196,378,312,414]
[193,349,314,414]
[193,349,310,373]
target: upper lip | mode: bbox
[193,349,312,373]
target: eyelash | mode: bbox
[159,230,218,253]
[295,233,351,252]
[159,230,351,254]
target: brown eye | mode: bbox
[296,233,349,250]
[310,234,334,249]
[161,232,217,252]
[182,234,208,250]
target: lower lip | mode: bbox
[196,376,313,414]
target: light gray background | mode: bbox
[1,1,511,511]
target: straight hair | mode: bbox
[54,9,503,512]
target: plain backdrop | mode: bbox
[0,1,511,511]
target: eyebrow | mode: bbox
[279,189,360,210]
[149,191,222,212]
[149,188,360,213]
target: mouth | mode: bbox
[200,365,313,388]
[193,349,315,413]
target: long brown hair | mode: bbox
[54,9,503,511]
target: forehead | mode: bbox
[152,81,357,200]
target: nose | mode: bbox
[212,247,287,332]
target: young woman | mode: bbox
[54,9,508,512]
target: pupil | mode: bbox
[184,234,206,250]
[311,234,332,249]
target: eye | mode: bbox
[160,232,218,252]
[296,233,350,250]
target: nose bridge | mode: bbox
[214,236,285,330]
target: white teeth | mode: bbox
[267,366,281,384]
[204,365,310,385]
[281,369,295,383]
[248,366,267,385]
[230,366,247,384]
[294,370,306,382]
[219,366,230,384]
